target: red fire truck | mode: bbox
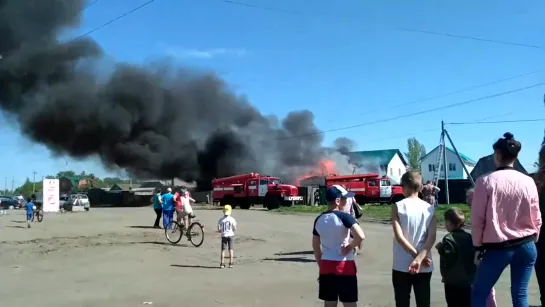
[325,173,404,204]
[212,173,303,210]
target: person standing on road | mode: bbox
[391,171,437,307]
[218,205,237,268]
[534,144,545,306]
[421,181,440,206]
[161,188,175,229]
[312,185,365,307]
[340,195,363,255]
[152,188,163,228]
[471,132,541,307]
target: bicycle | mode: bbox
[164,214,204,247]
[31,206,43,222]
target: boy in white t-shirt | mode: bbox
[391,171,437,307]
[217,205,237,268]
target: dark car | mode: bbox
[0,196,22,209]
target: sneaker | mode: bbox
[220,264,225,269]
[228,263,234,268]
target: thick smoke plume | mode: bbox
[0,0,345,189]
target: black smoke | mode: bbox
[0,0,334,190]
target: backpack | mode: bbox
[352,199,363,219]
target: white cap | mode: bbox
[167,187,172,192]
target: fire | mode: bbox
[295,159,338,185]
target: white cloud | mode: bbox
[165,47,247,59]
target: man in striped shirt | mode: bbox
[312,185,365,307]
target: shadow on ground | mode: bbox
[134,241,188,247]
[262,257,315,263]
[126,226,160,229]
[274,251,313,256]
[11,220,26,224]
[170,264,219,269]
[7,226,25,229]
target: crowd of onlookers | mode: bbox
[312,132,545,307]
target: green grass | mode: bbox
[273,203,471,225]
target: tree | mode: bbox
[405,137,427,172]
[56,171,76,178]
[14,178,41,197]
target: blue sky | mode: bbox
[2,0,545,188]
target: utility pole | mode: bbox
[32,171,37,193]
[441,121,450,205]
[3,177,6,195]
[11,177,14,192]
[444,129,475,186]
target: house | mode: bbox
[58,176,87,193]
[420,146,476,183]
[470,154,528,180]
[109,183,141,191]
[346,149,408,183]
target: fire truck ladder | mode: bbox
[432,132,445,188]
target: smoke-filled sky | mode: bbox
[1,0,544,188]
[0,0,361,189]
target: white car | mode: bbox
[65,194,90,211]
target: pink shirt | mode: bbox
[471,169,541,247]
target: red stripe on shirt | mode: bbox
[319,260,357,276]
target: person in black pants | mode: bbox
[152,189,163,228]
[392,270,432,307]
[534,145,545,306]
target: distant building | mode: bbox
[419,146,476,183]
[58,176,87,193]
[346,149,408,183]
[470,154,528,180]
[109,183,141,191]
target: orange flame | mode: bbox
[295,159,338,185]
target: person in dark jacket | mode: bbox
[436,208,496,307]
[534,145,545,306]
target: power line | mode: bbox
[326,70,539,123]
[396,28,545,51]
[276,82,545,141]
[73,0,157,41]
[364,109,524,144]
[0,1,157,61]
[447,119,545,125]
[217,0,545,52]
[85,0,102,10]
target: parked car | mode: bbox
[0,196,22,209]
[64,194,90,211]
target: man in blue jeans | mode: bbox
[161,188,175,229]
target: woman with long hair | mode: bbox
[534,145,545,306]
[471,132,542,307]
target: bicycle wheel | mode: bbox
[165,221,183,244]
[37,210,43,222]
[188,222,204,247]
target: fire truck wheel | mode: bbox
[391,195,404,204]
[264,195,281,210]
[239,201,251,210]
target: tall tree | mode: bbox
[405,137,427,172]
[56,170,76,178]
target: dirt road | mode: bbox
[0,207,540,306]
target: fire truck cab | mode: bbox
[325,173,404,205]
[212,173,303,210]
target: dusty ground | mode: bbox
[0,206,540,307]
